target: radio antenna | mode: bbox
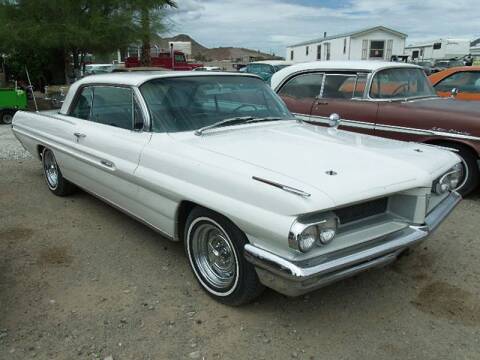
[25,66,38,112]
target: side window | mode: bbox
[278,73,323,99]
[322,74,357,99]
[91,86,134,130]
[70,87,93,120]
[353,74,368,98]
[435,72,480,93]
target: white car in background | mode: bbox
[12,72,461,305]
[83,64,117,76]
[193,66,222,72]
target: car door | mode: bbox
[70,85,151,210]
[434,70,480,100]
[372,67,436,143]
[277,72,323,121]
[309,73,377,135]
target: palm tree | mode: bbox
[131,0,177,66]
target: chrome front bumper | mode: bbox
[244,192,461,297]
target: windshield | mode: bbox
[370,68,436,99]
[140,76,292,133]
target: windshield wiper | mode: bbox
[194,116,286,136]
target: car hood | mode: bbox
[169,121,459,208]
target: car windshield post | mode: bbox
[140,75,292,133]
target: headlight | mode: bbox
[298,225,318,252]
[289,213,339,253]
[432,163,463,195]
[447,163,463,190]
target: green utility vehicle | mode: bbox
[0,85,28,124]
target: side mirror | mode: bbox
[450,88,459,98]
[328,113,341,129]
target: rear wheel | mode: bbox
[184,207,264,306]
[439,143,479,196]
[0,110,15,125]
[41,148,76,196]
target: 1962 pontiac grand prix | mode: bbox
[13,72,462,305]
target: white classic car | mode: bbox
[12,72,462,305]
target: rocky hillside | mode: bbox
[153,34,282,61]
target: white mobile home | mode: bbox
[286,26,407,63]
[404,39,471,61]
[471,38,480,58]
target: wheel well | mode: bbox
[37,145,45,160]
[175,201,197,241]
[424,140,478,159]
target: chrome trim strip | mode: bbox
[293,113,480,141]
[252,176,311,198]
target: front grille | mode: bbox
[334,197,388,225]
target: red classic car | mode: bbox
[271,61,480,195]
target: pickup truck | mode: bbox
[0,86,27,124]
[125,50,203,71]
[11,72,461,305]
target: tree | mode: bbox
[0,0,136,85]
[127,0,176,66]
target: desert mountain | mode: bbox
[152,34,282,61]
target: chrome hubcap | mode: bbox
[191,222,236,290]
[43,151,59,189]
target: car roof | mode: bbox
[270,60,421,90]
[59,72,260,114]
[73,71,256,87]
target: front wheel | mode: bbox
[185,207,264,306]
[0,110,15,125]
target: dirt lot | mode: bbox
[1,126,480,360]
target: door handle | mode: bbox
[73,132,86,142]
[315,100,328,105]
[100,160,114,168]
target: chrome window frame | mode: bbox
[66,83,151,132]
[366,66,437,102]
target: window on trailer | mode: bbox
[369,40,385,59]
[317,45,321,60]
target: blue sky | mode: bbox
[168,0,478,57]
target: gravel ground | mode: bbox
[1,125,480,360]
[0,125,32,160]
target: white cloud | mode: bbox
[165,0,479,57]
